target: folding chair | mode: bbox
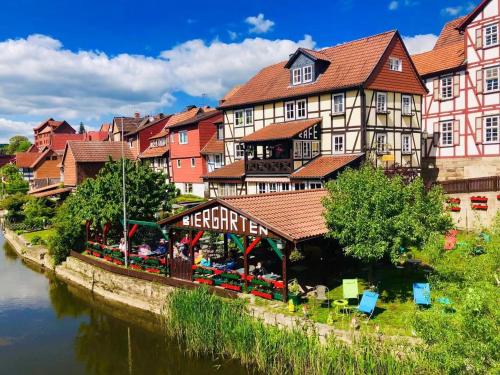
[357,291,379,321]
[413,283,431,306]
[343,279,359,301]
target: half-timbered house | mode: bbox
[413,0,500,182]
[205,30,426,197]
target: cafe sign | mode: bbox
[297,124,319,140]
[181,205,269,236]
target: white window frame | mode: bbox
[333,134,345,154]
[376,133,388,154]
[308,182,322,190]
[293,140,302,158]
[176,159,181,168]
[179,131,188,144]
[185,183,193,194]
[285,101,295,121]
[302,65,313,83]
[217,124,224,140]
[190,158,195,168]
[235,143,245,159]
[485,67,499,93]
[296,99,307,119]
[332,93,345,114]
[402,134,412,154]
[484,116,499,144]
[389,57,402,72]
[245,108,253,125]
[292,68,302,85]
[402,95,412,115]
[302,141,311,159]
[258,182,267,194]
[376,92,387,113]
[440,76,453,99]
[311,141,320,157]
[234,110,244,127]
[440,121,454,147]
[484,24,498,47]
[214,154,222,168]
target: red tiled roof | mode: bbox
[149,129,168,140]
[100,123,110,133]
[32,187,73,198]
[86,131,109,141]
[65,141,134,163]
[15,152,40,168]
[50,133,86,151]
[290,154,363,179]
[30,149,52,169]
[139,145,169,159]
[113,117,144,134]
[241,118,321,143]
[219,31,397,108]
[168,110,221,129]
[27,144,39,153]
[434,17,466,49]
[204,160,245,180]
[412,42,465,77]
[200,134,224,155]
[165,107,201,128]
[223,189,328,242]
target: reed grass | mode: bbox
[163,287,429,375]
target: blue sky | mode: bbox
[0,0,477,142]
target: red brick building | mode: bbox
[33,118,76,148]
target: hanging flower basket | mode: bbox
[446,197,461,204]
[471,196,488,203]
[195,278,214,286]
[472,204,488,211]
[221,283,242,292]
[251,290,273,300]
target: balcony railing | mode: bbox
[31,178,61,190]
[246,158,293,175]
[438,176,500,194]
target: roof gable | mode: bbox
[457,0,492,30]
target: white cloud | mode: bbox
[228,30,238,41]
[402,34,438,54]
[441,2,475,17]
[388,1,399,10]
[245,14,275,34]
[0,33,314,131]
[0,118,37,143]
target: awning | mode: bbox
[31,187,73,198]
[203,160,245,181]
[290,154,364,180]
[240,118,321,143]
[159,189,328,243]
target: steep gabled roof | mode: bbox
[63,141,134,164]
[50,133,86,151]
[112,116,144,135]
[434,16,466,49]
[457,0,492,31]
[164,107,202,128]
[219,30,410,108]
[200,134,224,155]
[15,152,40,168]
[167,109,221,130]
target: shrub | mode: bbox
[0,193,30,223]
[30,235,42,245]
[22,197,54,230]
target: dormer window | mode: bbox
[292,68,302,85]
[303,65,313,83]
[389,57,402,72]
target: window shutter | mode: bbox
[433,122,440,146]
[453,120,460,146]
[433,78,440,100]
[453,75,460,97]
[475,117,483,144]
[475,28,483,49]
[476,69,483,94]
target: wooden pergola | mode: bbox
[159,189,328,301]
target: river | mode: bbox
[0,233,249,375]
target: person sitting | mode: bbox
[153,239,167,255]
[118,238,127,254]
[138,243,152,256]
[252,262,267,277]
[194,250,202,265]
[200,252,211,267]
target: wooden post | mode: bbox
[189,230,195,264]
[243,236,249,291]
[282,242,290,302]
[168,228,174,277]
[223,234,228,259]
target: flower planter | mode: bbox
[273,281,284,289]
[221,273,240,280]
[251,278,272,288]
[251,290,273,300]
[92,251,102,258]
[497,194,500,200]
[113,259,124,266]
[83,250,91,255]
[130,264,143,270]
[448,206,461,212]
[470,196,488,203]
[472,204,488,211]
[221,283,242,292]
[446,197,461,204]
[146,267,160,274]
[104,255,113,262]
[196,278,214,286]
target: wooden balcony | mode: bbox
[245,158,293,175]
[438,176,500,194]
[31,178,61,190]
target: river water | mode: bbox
[0,233,249,375]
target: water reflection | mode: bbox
[0,234,249,375]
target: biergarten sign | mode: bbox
[181,205,269,236]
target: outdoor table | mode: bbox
[333,299,349,316]
[236,265,255,274]
[263,273,280,280]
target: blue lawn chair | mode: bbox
[413,283,431,306]
[357,291,379,320]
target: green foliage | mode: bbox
[323,164,452,264]
[174,194,206,203]
[3,136,31,155]
[78,122,85,134]
[0,164,29,194]
[22,197,54,230]
[49,159,176,263]
[0,192,30,222]
[164,287,425,375]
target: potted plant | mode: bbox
[471,196,488,203]
[472,204,488,211]
[288,279,301,305]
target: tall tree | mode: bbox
[78,122,86,134]
[0,163,29,195]
[322,164,452,278]
[5,136,31,154]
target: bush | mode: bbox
[0,193,30,223]
[22,197,54,230]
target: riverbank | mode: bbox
[3,228,417,345]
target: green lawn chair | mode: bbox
[343,279,359,301]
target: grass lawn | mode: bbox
[175,194,207,204]
[21,228,56,244]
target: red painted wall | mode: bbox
[138,117,170,153]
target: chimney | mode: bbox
[134,112,141,118]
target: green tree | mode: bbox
[0,192,30,223]
[322,164,452,274]
[78,122,86,134]
[49,159,177,263]
[4,136,31,154]
[0,164,29,195]
[22,197,54,230]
